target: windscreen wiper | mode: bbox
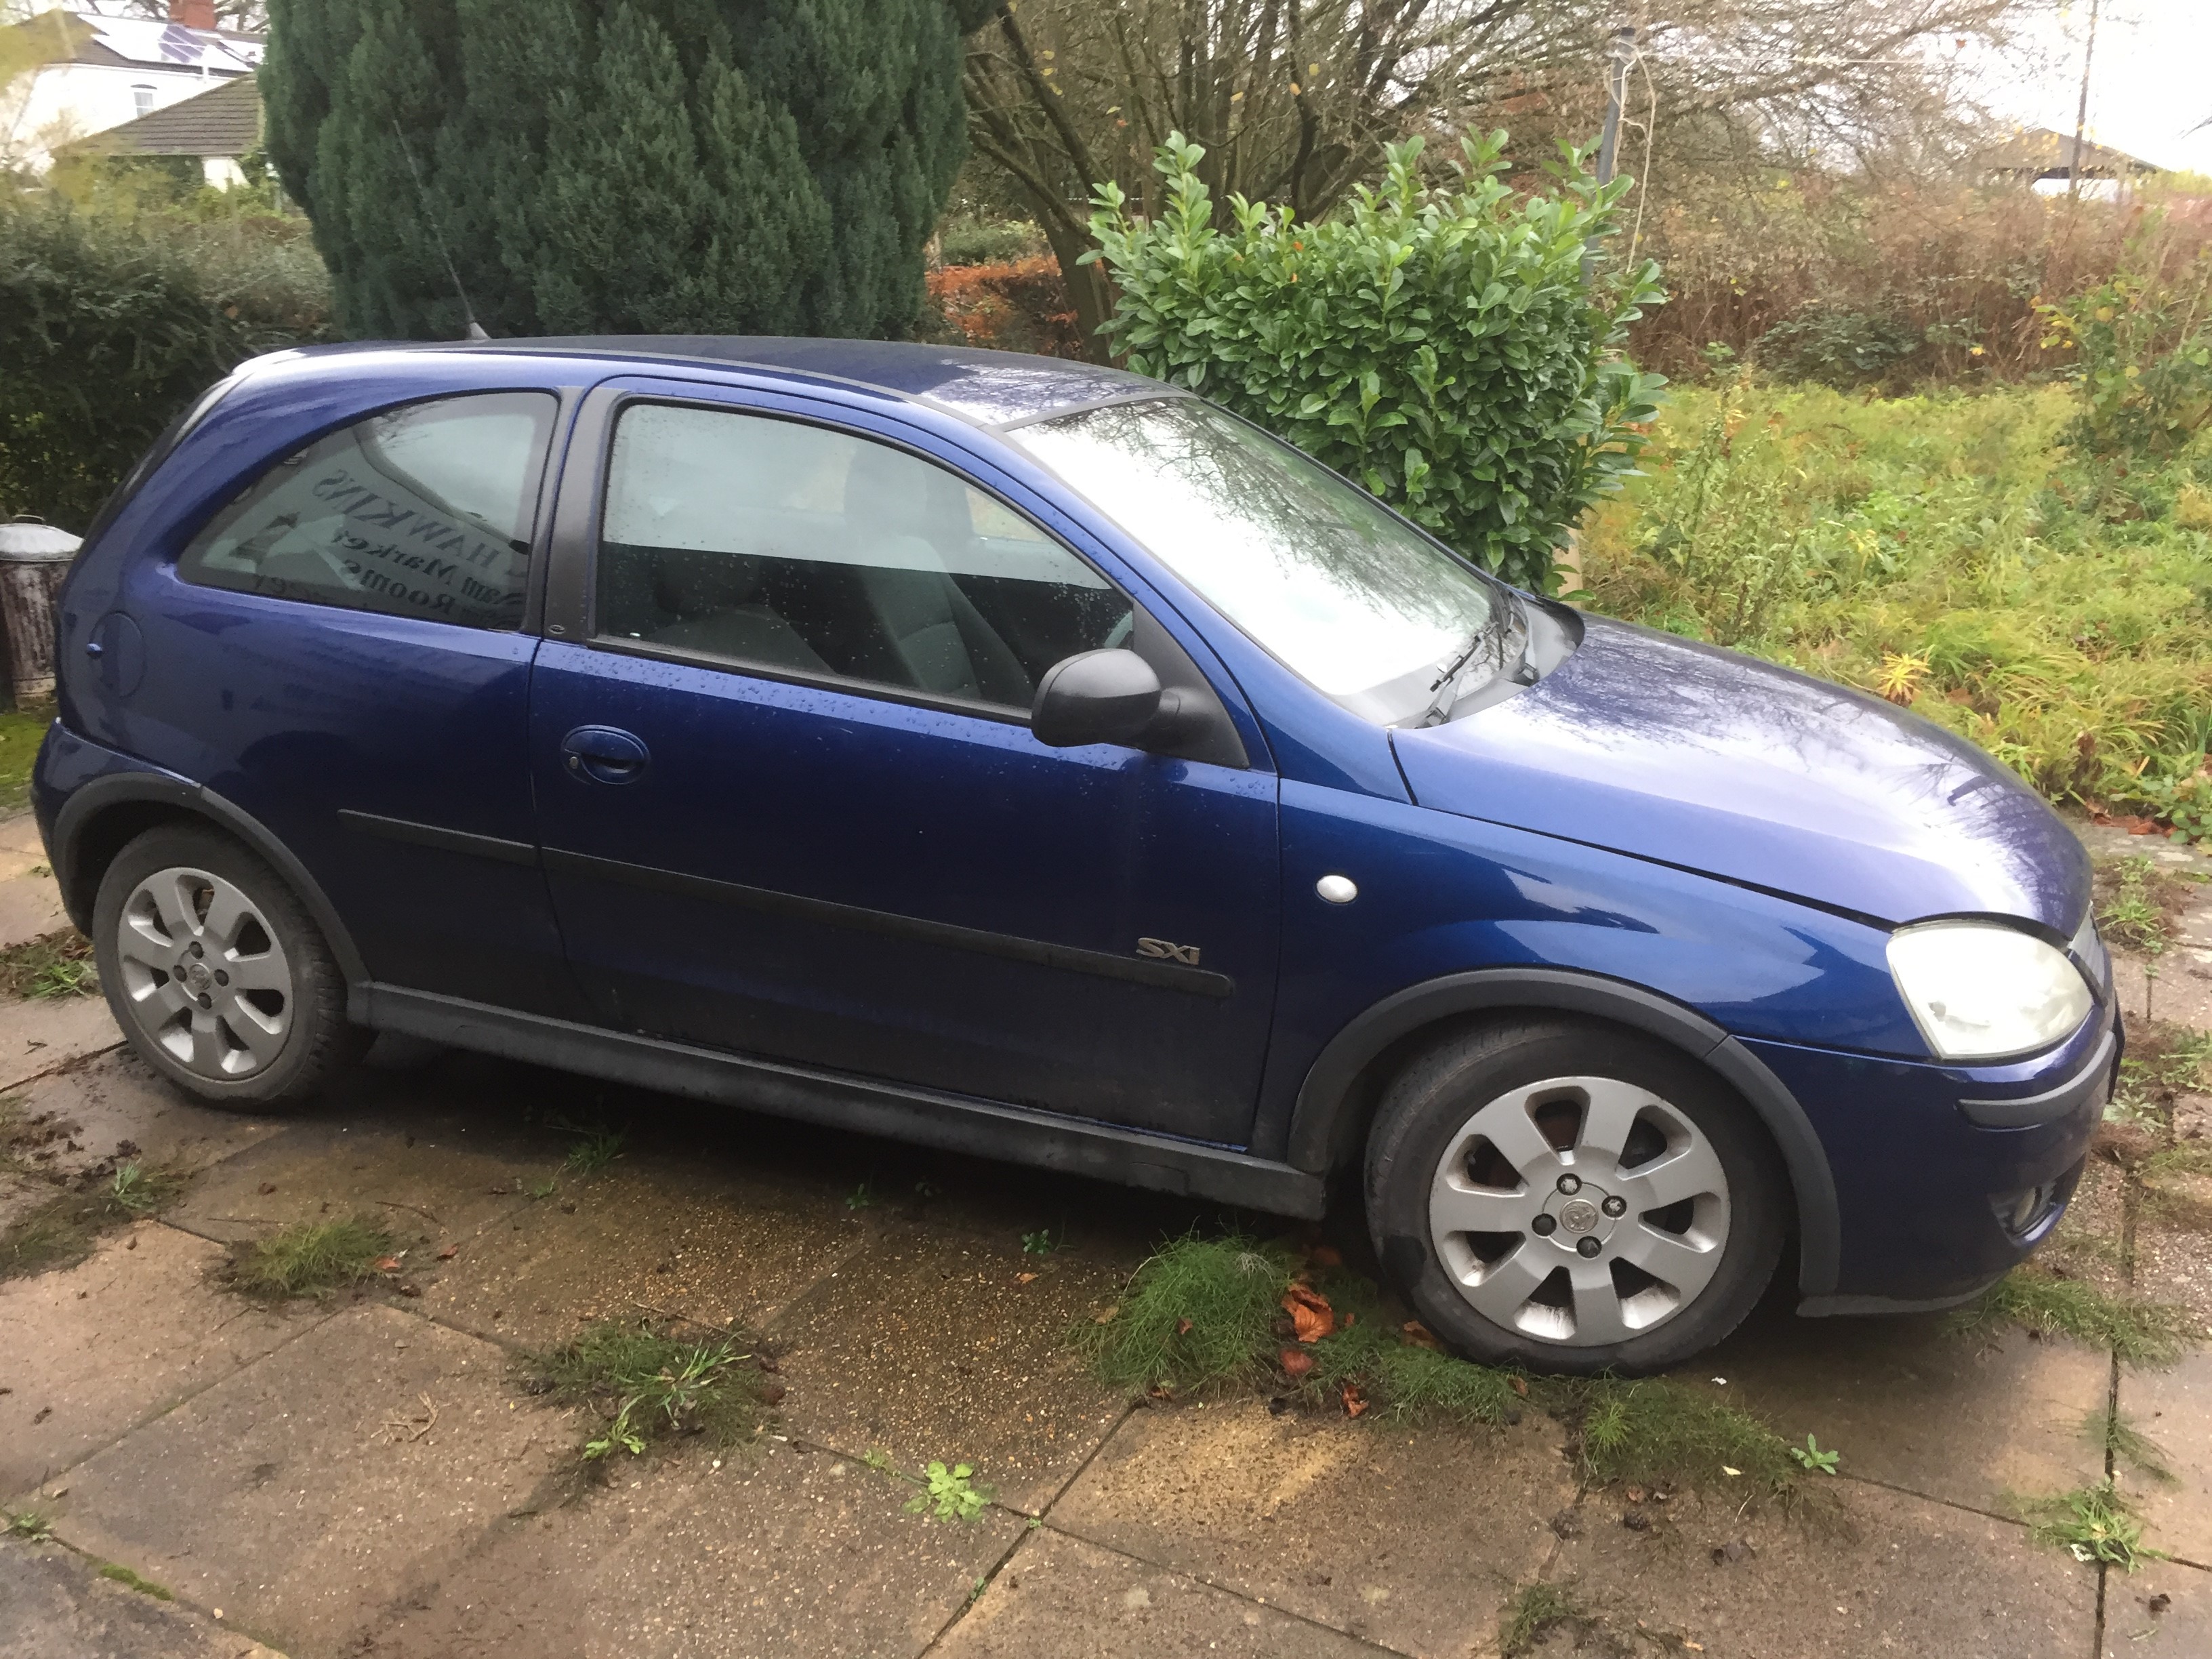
[1418,596,1528,727]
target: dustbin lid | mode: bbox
[0,516,81,562]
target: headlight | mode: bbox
[1887,921,2093,1062]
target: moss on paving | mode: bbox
[1499,1582,1584,1656]
[0,1162,184,1280]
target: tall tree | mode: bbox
[964,0,2036,357]
[264,0,989,340]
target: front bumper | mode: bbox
[1742,1000,2116,1308]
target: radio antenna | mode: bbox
[390,119,489,342]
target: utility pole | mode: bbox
[2069,0,2100,199]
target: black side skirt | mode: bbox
[360,984,1323,1218]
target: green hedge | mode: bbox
[1086,132,1666,592]
[0,193,331,530]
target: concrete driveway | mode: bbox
[3,816,2208,1659]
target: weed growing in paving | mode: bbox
[0,928,95,1000]
[1952,1268,2197,1366]
[1573,1376,1798,1492]
[2085,1408,2175,1483]
[2021,1479,2165,1571]
[1788,1433,1841,1475]
[1021,1228,1058,1256]
[5,1508,52,1541]
[1499,1582,1583,1656]
[530,1320,773,1462]
[230,1216,394,1299]
[108,1160,177,1216]
[845,1180,874,1211]
[861,1450,995,1521]
[96,1563,173,1599]
[560,1127,626,1176]
[2098,857,2175,955]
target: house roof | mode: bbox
[72,70,258,157]
[17,8,261,77]
[1982,127,2163,180]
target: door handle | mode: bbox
[560,725,650,785]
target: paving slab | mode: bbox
[1689,1305,2111,1517]
[0,876,67,950]
[0,810,49,878]
[769,1220,1132,1514]
[352,1440,1024,1659]
[1,1221,303,1500]
[0,1534,283,1659]
[423,1151,872,1351]
[3,1048,287,1186]
[2133,1180,2212,1334]
[2102,1560,2212,1656]
[1052,1396,1572,1655]
[41,1302,567,1658]
[0,993,119,1090]
[1540,1477,2095,1658]
[937,1526,1389,1659]
[2117,1349,2212,1569]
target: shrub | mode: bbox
[925,255,1084,359]
[937,214,1046,267]
[1086,130,1666,592]
[2040,261,2212,461]
[1753,306,1921,389]
[0,192,331,528]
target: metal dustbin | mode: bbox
[0,517,81,706]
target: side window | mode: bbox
[596,403,1133,709]
[177,392,557,632]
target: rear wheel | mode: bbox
[1364,1018,1785,1375]
[93,823,364,1108]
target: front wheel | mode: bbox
[92,823,365,1109]
[1364,1018,1786,1376]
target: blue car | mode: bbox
[35,340,2114,1373]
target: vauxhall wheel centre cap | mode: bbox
[1558,1197,1601,1235]
[184,960,213,994]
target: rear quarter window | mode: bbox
[176,391,556,631]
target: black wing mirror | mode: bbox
[1030,649,1164,748]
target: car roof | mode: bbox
[406,336,1176,430]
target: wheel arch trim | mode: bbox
[1284,966,1842,1297]
[54,773,371,994]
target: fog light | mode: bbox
[1992,1181,2060,1239]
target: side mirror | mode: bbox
[1030,649,1162,749]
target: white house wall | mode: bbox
[5,61,240,173]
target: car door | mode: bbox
[134,387,582,1017]
[527,380,1280,1143]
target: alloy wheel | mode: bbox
[1428,1076,1732,1347]
[113,864,294,1081]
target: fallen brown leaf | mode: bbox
[1176,1317,1193,1335]
[1401,1320,1440,1351]
[1279,1347,1315,1379]
[436,1244,459,1261]
[1283,1283,1335,1343]
[1340,1382,1368,1418]
[373,1256,402,1273]
[1015,1271,1038,1284]
[1092,1305,1118,1325]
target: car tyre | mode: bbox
[92,823,365,1109]
[1365,1017,1786,1376]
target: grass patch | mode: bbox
[560,1126,625,1176]
[1078,1233,1299,1395]
[0,704,51,813]
[2096,856,2179,955]
[1952,1268,2198,1366]
[1,1161,186,1280]
[1500,1581,1583,1656]
[1572,1375,1799,1492]
[1078,1235,1813,1499]
[2142,1142,2212,1181]
[229,1216,394,1299]
[0,928,95,1000]
[529,1319,773,1462]
[2086,1408,2175,1483]
[1582,384,2212,832]
[96,1562,173,1599]
[2020,1479,2165,1571]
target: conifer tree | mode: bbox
[263,0,985,339]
